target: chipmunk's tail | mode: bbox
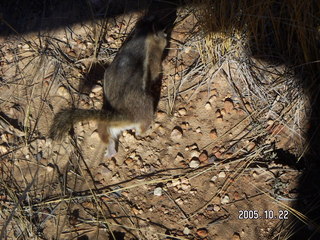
[49,109,128,140]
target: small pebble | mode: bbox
[218,171,226,178]
[183,227,191,235]
[210,176,217,182]
[196,228,208,238]
[189,159,200,168]
[175,198,183,205]
[267,119,274,126]
[46,164,54,172]
[196,127,201,133]
[0,145,8,154]
[189,143,198,150]
[205,102,212,110]
[174,153,184,163]
[221,195,230,204]
[57,86,69,97]
[232,232,241,240]
[156,111,167,119]
[209,129,218,139]
[213,205,221,211]
[233,191,241,200]
[216,116,223,123]
[199,151,208,162]
[190,149,200,158]
[91,84,102,93]
[154,187,162,196]
[224,98,234,113]
[178,108,187,116]
[171,127,183,140]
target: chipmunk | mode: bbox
[49,16,167,157]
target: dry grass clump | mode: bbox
[189,0,320,155]
[194,0,320,71]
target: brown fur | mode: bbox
[49,17,167,157]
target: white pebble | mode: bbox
[171,127,183,140]
[205,102,212,110]
[221,195,230,204]
[210,176,218,182]
[183,227,191,235]
[218,171,226,178]
[190,149,200,158]
[154,187,162,196]
[189,159,200,168]
[178,108,187,116]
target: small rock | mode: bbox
[99,165,112,176]
[210,176,217,182]
[209,95,217,104]
[213,205,221,211]
[91,84,102,93]
[90,131,100,140]
[178,108,187,116]
[171,178,181,187]
[233,191,241,200]
[190,149,200,158]
[46,164,54,172]
[196,228,208,238]
[125,158,134,165]
[189,143,198,150]
[199,151,208,163]
[189,159,200,168]
[181,183,191,191]
[224,98,234,113]
[208,156,217,163]
[171,127,183,140]
[0,145,8,154]
[154,187,162,196]
[174,153,184,163]
[232,232,241,240]
[183,227,191,235]
[214,151,222,159]
[216,116,223,123]
[57,86,69,97]
[175,198,183,205]
[156,111,167,119]
[267,119,274,126]
[205,102,212,110]
[196,127,201,133]
[218,171,226,178]
[221,195,230,204]
[252,171,258,178]
[209,129,218,139]
[181,122,189,129]
[211,88,218,96]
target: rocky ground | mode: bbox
[0,8,307,240]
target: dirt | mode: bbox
[0,9,304,240]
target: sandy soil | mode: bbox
[0,9,305,240]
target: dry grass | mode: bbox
[1,1,319,239]
[189,0,320,238]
